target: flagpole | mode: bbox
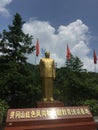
[35,55,37,65]
[94,64,96,73]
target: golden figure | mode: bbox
[39,52,56,102]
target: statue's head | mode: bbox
[45,51,50,58]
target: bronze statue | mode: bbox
[39,52,56,102]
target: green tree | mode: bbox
[0,13,34,63]
[66,54,85,72]
[55,55,86,105]
[54,61,98,115]
[0,13,38,108]
[0,99,9,129]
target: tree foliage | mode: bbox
[66,54,86,72]
[0,13,41,108]
[0,13,34,63]
[54,55,98,115]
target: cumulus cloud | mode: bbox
[0,0,12,17]
[23,19,97,72]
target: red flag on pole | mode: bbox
[66,44,71,60]
[36,39,40,56]
[93,50,97,64]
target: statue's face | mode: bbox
[45,52,50,58]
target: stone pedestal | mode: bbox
[37,100,64,108]
[4,106,98,130]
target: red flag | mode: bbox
[36,39,40,56]
[93,50,97,64]
[66,44,71,60]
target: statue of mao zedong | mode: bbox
[39,52,56,102]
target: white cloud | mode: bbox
[0,0,12,17]
[23,19,98,72]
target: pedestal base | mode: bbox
[4,106,98,130]
[37,100,64,108]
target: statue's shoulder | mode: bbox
[41,58,45,60]
[50,58,54,62]
[40,58,54,62]
[40,58,45,62]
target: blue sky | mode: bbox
[0,0,98,72]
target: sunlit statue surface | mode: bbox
[39,52,56,102]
